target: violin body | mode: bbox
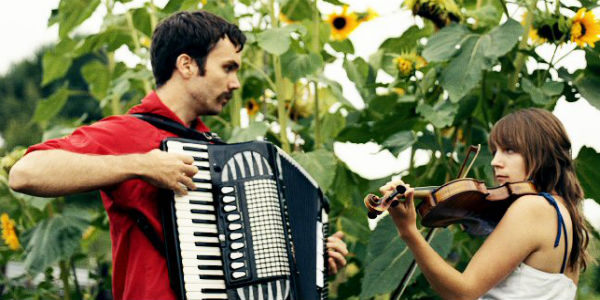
[364,179,537,235]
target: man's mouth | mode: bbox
[218,91,233,103]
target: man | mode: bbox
[9,10,347,300]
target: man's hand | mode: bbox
[137,149,199,195]
[327,231,348,275]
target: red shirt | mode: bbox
[26,92,210,300]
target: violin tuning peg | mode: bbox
[367,211,379,219]
[395,185,407,194]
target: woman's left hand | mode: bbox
[327,231,348,275]
[380,180,419,238]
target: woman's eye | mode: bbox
[506,148,515,154]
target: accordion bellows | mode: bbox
[160,138,329,300]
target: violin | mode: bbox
[364,178,537,235]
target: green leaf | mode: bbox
[416,101,458,128]
[335,206,371,243]
[422,24,471,62]
[227,122,269,143]
[281,51,323,82]
[75,28,133,56]
[574,72,600,110]
[24,214,89,274]
[82,60,110,100]
[132,7,153,37]
[485,18,523,58]
[257,25,307,55]
[343,57,376,101]
[329,39,355,54]
[57,0,101,38]
[380,24,435,54]
[291,149,337,191]
[360,217,453,298]
[33,83,70,126]
[320,111,346,148]
[42,38,78,86]
[281,0,314,21]
[437,19,522,102]
[575,146,600,203]
[9,190,54,212]
[382,131,417,156]
[521,78,549,105]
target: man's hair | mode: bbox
[150,10,246,87]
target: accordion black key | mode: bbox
[160,138,329,300]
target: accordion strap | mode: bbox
[125,208,167,258]
[130,113,226,144]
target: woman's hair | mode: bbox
[489,108,591,270]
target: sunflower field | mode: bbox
[1,0,600,299]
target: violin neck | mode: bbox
[413,187,436,199]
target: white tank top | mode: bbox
[479,263,576,300]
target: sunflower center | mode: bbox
[571,22,585,38]
[333,17,347,29]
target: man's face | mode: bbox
[187,37,241,115]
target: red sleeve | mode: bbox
[25,116,161,156]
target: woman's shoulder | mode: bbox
[503,195,558,224]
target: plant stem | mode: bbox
[108,53,121,115]
[268,0,291,152]
[126,11,152,95]
[230,91,241,128]
[312,0,322,149]
[508,5,533,91]
[59,260,71,300]
[244,60,277,91]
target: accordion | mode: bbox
[159,138,329,300]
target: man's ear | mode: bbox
[174,53,198,79]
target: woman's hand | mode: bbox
[379,180,419,238]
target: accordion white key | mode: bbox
[159,138,329,300]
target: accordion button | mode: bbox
[231,262,245,269]
[222,196,235,203]
[227,214,241,221]
[230,252,243,260]
[228,223,242,231]
[221,187,234,194]
[230,233,243,240]
[231,242,244,250]
[223,205,237,212]
[232,271,246,279]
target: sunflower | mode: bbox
[393,87,406,96]
[404,0,462,29]
[357,8,379,22]
[327,6,360,41]
[395,57,413,76]
[571,8,600,48]
[1,213,20,251]
[246,98,260,117]
[522,12,547,45]
[279,13,296,24]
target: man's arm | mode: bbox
[8,149,198,197]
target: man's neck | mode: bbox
[155,82,196,127]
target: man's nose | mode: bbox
[229,75,241,90]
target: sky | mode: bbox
[1,0,599,228]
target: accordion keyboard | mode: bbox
[167,141,228,300]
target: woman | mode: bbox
[380,108,591,300]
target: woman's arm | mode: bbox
[384,181,545,300]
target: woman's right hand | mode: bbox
[379,180,419,238]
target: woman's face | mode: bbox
[490,147,528,185]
